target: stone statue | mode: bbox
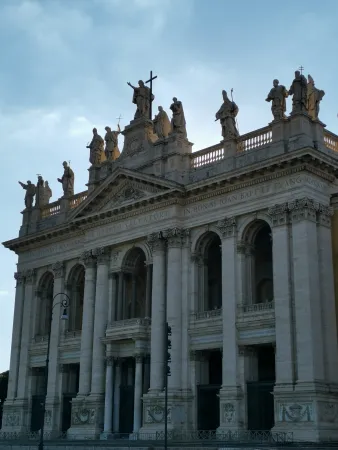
[104,125,121,161]
[215,90,239,139]
[307,74,325,121]
[87,128,104,165]
[170,97,187,137]
[18,180,36,209]
[127,80,154,119]
[35,175,45,207]
[57,161,74,197]
[289,70,308,114]
[43,181,52,205]
[265,79,288,120]
[153,106,171,139]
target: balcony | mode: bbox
[237,301,275,344]
[189,308,222,350]
[106,317,151,342]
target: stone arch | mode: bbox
[193,230,222,312]
[191,226,222,255]
[241,218,273,305]
[66,263,85,331]
[120,247,148,320]
[35,271,54,336]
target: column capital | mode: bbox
[288,197,319,223]
[318,204,333,227]
[93,246,110,264]
[134,353,143,364]
[268,202,289,227]
[164,227,184,247]
[147,232,165,252]
[52,261,65,279]
[217,217,237,239]
[14,271,25,286]
[111,251,120,264]
[80,250,96,268]
[25,268,37,284]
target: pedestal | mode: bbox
[121,117,157,158]
[287,113,315,151]
[271,118,289,143]
[223,138,239,156]
[67,395,104,440]
[0,398,30,436]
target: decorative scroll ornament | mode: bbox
[80,250,96,267]
[14,271,25,285]
[147,232,164,252]
[52,261,64,279]
[165,227,184,247]
[268,202,288,227]
[217,217,236,238]
[288,197,319,222]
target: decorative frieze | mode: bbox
[217,217,236,238]
[268,202,288,227]
[14,271,25,286]
[52,261,64,279]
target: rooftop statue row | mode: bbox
[266,72,325,121]
[18,162,74,210]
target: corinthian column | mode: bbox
[217,217,243,432]
[78,251,96,396]
[7,272,25,400]
[148,233,166,392]
[90,247,110,396]
[133,354,143,433]
[166,228,183,391]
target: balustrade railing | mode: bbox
[192,308,222,320]
[241,301,274,313]
[63,329,82,339]
[32,334,49,343]
[41,201,61,218]
[324,129,338,152]
[191,126,272,169]
[107,317,151,329]
[69,190,88,209]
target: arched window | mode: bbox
[122,248,147,320]
[195,232,222,311]
[244,221,273,304]
[35,272,54,337]
[66,265,85,331]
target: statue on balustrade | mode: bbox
[170,97,187,137]
[127,80,154,120]
[215,90,239,139]
[43,181,52,205]
[18,180,36,209]
[87,128,105,165]
[307,74,325,121]
[289,70,308,114]
[265,79,288,121]
[57,161,74,197]
[153,106,171,139]
[104,124,121,161]
[35,175,45,207]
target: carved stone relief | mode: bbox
[279,402,313,422]
[72,407,96,425]
[222,402,236,423]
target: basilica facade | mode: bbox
[2,76,338,443]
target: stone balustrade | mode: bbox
[106,317,151,342]
[324,129,338,152]
[241,301,274,313]
[41,200,61,218]
[192,308,222,320]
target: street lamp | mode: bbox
[38,293,70,450]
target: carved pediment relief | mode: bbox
[94,179,166,212]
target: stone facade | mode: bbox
[2,111,338,443]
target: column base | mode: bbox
[0,398,30,436]
[273,382,338,442]
[217,385,244,433]
[66,394,104,440]
[139,390,193,436]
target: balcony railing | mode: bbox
[191,126,272,169]
[63,329,82,339]
[32,334,49,343]
[241,301,274,313]
[69,191,88,209]
[324,129,338,152]
[192,308,222,320]
[107,317,151,328]
[40,190,88,218]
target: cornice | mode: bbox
[3,149,337,253]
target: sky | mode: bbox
[0,0,338,373]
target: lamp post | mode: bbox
[38,293,70,450]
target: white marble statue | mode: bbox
[153,106,171,139]
[170,97,187,137]
[57,161,74,197]
[104,125,121,161]
[307,75,325,121]
[215,90,239,139]
[127,80,154,120]
[266,79,288,121]
[18,180,36,209]
[289,70,308,114]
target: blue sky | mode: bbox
[0,0,338,372]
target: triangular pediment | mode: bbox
[68,167,183,220]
